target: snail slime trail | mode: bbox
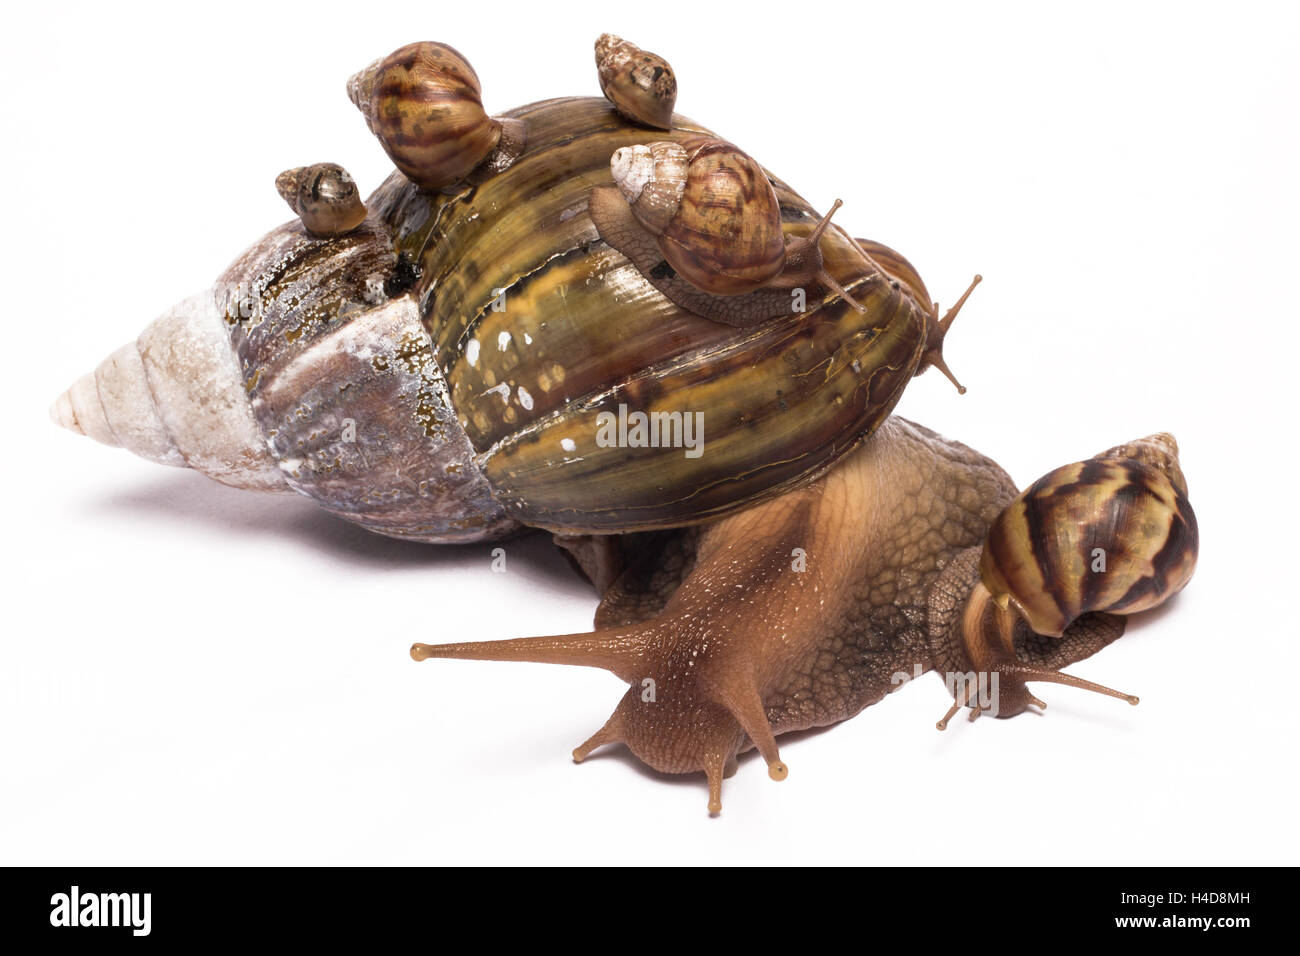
[51,32,1198,814]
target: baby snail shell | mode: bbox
[347,41,525,191]
[611,137,866,307]
[932,432,1198,730]
[595,33,677,129]
[275,163,367,238]
[980,432,1199,638]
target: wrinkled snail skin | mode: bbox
[412,418,1181,813]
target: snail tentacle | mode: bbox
[919,274,982,394]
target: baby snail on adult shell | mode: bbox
[347,41,526,191]
[595,34,677,129]
[275,163,367,238]
[604,138,866,306]
[50,33,1196,814]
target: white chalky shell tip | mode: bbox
[49,389,83,435]
[50,289,286,492]
[610,144,652,204]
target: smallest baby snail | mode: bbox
[595,33,677,129]
[347,41,526,191]
[275,163,367,238]
[932,433,1199,727]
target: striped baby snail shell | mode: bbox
[595,33,677,129]
[930,432,1198,729]
[275,163,367,238]
[347,41,525,191]
[609,137,866,307]
[980,431,1198,638]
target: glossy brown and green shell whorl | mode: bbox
[370,97,932,533]
[349,42,500,191]
[979,434,1198,637]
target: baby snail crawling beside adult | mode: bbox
[51,32,1197,814]
[929,433,1198,729]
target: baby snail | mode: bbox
[274,163,367,238]
[347,41,526,191]
[595,33,677,129]
[609,137,867,307]
[935,433,1199,728]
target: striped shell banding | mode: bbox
[347,41,526,191]
[926,432,1198,727]
[980,432,1198,637]
[48,33,1200,814]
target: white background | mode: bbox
[1,1,1296,865]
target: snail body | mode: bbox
[413,420,1196,812]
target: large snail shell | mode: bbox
[348,42,500,191]
[595,34,677,129]
[56,99,929,537]
[979,433,1198,637]
[612,137,786,296]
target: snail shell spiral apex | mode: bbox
[595,33,677,129]
[610,142,688,235]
